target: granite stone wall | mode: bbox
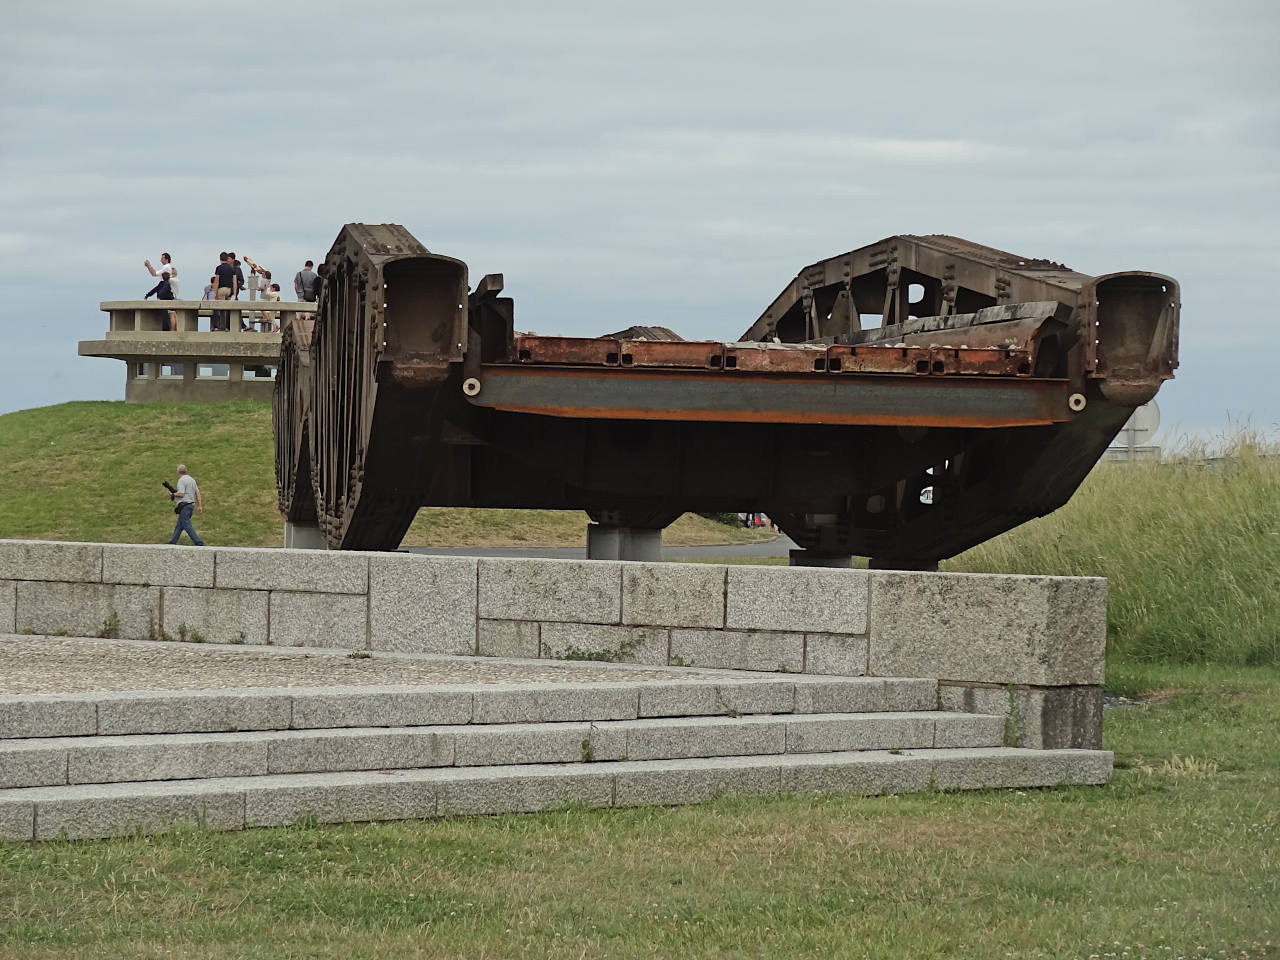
[0,539,1108,748]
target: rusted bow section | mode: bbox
[275,226,1178,564]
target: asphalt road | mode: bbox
[406,534,797,560]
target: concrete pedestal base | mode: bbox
[789,550,853,568]
[283,522,327,550]
[586,525,662,561]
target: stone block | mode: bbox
[936,683,1103,749]
[636,680,794,718]
[0,696,97,739]
[792,678,934,714]
[103,544,213,588]
[613,756,781,807]
[162,586,267,645]
[1043,579,1109,687]
[267,729,455,774]
[478,558,620,625]
[669,629,804,672]
[1,580,15,634]
[622,563,725,628]
[95,691,292,735]
[924,747,1112,790]
[452,722,626,767]
[0,540,101,584]
[881,679,939,712]
[16,581,160,640]
[477,620,539,659]
[244,771,437,827]
[783,714,936,754]
[436,766,614,816]
[269,592,367,649]
[0,800,34,841]
[625,716,786,761]
[369,555,477,655]
[0,741,68,788]
[32,781,245,840]
[68,734,269,784]
[289,686,473,729]
[726,566,868,635]
[933,713,1006,749]
[214,546,368,594]
[1038,686,1104,750]
[777,752,934,796]
[868,571,1107,687]
[541,623,669,665]
[804,634,868,676]
[714,680,796,717]
[470,684,638,724]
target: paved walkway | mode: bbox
[0,635,708,696]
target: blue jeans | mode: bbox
[170,503,204,545]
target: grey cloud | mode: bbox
[0,0,1277,433]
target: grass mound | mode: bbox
[0,401,765,549]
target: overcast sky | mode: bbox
[2,0,1276,440]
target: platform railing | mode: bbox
[99,300,317,335]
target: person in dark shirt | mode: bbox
[212,252,239,331]
[144,271,176,331]
[230,252,246,297]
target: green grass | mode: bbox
[1,664,1275,959]
[0,402,766,549]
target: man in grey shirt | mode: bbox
[166,464,205,546]
[294,260,319,301]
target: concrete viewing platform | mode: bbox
[79,300,313,401]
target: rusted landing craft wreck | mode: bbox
[275,225,1178,566]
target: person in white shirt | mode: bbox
[165,464,205,546]
[145,253,180,298]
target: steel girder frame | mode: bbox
[276,225,1179,565]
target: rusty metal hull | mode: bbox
[275,225,1179,563]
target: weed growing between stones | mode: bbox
[98,610,120,639]
[1004,684,1025,746]
[556,633,645,663]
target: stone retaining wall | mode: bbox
[0,540,1107,748]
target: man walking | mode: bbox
[166,464,205,546]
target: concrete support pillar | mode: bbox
[284,521,327,550]
[789,550,853,568]
[586,524,662,561]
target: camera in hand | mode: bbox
[162,480,177,494]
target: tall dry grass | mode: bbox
[947,430,1280,665]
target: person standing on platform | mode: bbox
[144,270,176,331]
[165,464,205,546]
[144,253,180,299]
[212,252,238,331]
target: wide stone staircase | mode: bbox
[0,672,1112,841]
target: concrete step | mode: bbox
[0,747,1114,841]
[0,710,1007,789]
[0,675,938,739]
